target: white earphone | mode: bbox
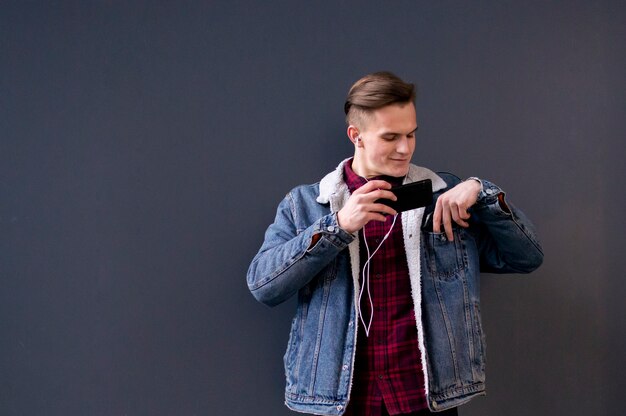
[356,174,399,337]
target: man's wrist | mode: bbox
[465,177,484,199]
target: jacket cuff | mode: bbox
[468,179,512,216]
[312,212,355,248]
[466,178,501,204]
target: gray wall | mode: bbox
[1,1,624,415]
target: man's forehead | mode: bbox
[367,103,417,132]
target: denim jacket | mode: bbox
[247,159,543,415]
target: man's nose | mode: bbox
[396,136,410,154]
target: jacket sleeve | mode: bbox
[246,190,355,307]
[470,179,544,274]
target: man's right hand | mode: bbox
[337,180,398,234]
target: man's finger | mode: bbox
[371,203,398,217]
[357,180,392,194]
[442,207,454,241]
[455,204,470,227]
[370,189,398,202]
[433,200,442,234]
[436,199,454,241]
[450,202,460,223]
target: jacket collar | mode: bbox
[317,158,448,210]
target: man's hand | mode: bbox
[433,180,481,241]
[337,180,398,234]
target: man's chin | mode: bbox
[385,165,410,177]
[363,162,410,178]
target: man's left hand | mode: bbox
[432,180,482,241]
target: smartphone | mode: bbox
[376,179,433,213]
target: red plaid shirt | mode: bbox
[343,161,428,416]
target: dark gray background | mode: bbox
[1,1,624,415]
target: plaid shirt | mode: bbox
[343,161,427,415]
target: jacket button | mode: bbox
[431,400,438,409]
[336,405,343,411]
[342,364,348,371]
[328,226,335,232]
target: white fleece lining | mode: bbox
[401,207,429,399]
[316,159,448,409]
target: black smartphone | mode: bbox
[376,179,433,213]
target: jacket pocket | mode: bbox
[424,229,468,281]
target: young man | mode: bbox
[247,72,543,415]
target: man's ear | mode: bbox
[347,125,360,145]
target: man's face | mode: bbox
[353,102,417,178]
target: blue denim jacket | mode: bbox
[247,160,543,415]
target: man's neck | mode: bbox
[350,157,373,179]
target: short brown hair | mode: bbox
[344,71,416,128]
